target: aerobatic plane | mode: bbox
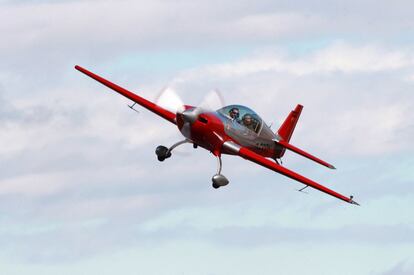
[75,65,359,205]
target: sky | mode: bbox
[0,0,414,274]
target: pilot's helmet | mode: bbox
[229,107,240,119]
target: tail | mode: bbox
[275,104,335,169]
[277,104,303,142]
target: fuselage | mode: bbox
[176,105,285,159]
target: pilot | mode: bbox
[242,113,255,131]
[229,107,240,121]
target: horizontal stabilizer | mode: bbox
[275,140,336,169]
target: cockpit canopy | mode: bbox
[217,105,263,133]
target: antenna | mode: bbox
[127,102,140,114]
[297,185,309,194]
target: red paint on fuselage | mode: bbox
[178,110,278,159]
[178,111,228,156]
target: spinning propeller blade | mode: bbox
[197,89,225,112]
[155,87,185,113]
[155,87,225,139]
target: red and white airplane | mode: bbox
[75,65,359,205]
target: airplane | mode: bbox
[75,65,359,205]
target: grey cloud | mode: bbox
[0,100,54,125]
[2,0,414,67]
[1,0,414,272]
[378,261,414,275]
[205,224,414,247]
[169,46,414,157]
[2,0,414,107]
[2,221,413,264]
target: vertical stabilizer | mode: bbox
[277,104,303,142]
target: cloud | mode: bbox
[2,213,413,264]
[175,42,414,79]
[169,42,414,156]
[0,0,414,272]
[378,261,414,275]
[2,0,414,78]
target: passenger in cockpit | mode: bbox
[242,114,256,131]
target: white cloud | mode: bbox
[169,42,414,156]
[176,42,414,79]
[0,172,66,197]
[312,43,412,73]
[1,0,414,272]
[331,104,409,155]
[378,261,414,275]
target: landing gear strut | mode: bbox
[155,140,190,161]
[212,155,229,189]
[156,141,229,189]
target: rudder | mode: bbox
[277,104,303,142]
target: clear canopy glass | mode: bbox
[217,105,263,133]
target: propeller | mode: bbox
[155,87,225,139]
[197,89,225,113]
[155,87,185,113]
[155,87,191,138]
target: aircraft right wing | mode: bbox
[75,65,176,124]
[222,141,359,205]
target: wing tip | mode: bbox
[349,195,360,206]
[328,164,336,170]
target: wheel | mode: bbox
[155,145,169,157]
[212,174,229,187]
[155,146,172,160]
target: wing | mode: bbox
[275,139,336,169]
[75,65,176,124]
[222,141,359,205]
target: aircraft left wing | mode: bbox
[75,65,176,124]
[222,141,359,205]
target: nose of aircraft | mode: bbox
[181,109,197,123]
[179,107,202,124]
[176,107,200,139]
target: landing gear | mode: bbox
[212,174,229,188]
[155,145,171,161]
[156,141,230,189]
[155,140,190,162]
[211,155,229,189]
